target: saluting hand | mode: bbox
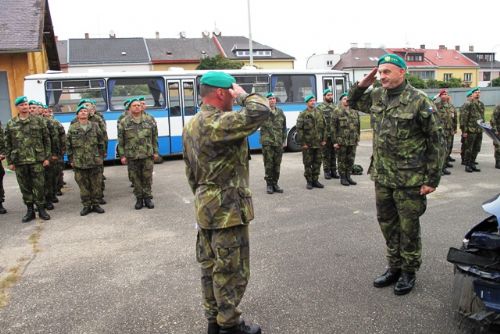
[120,156,127,165]
[358,67,378,88]
[229,83,246,99]
[420,185,435,195]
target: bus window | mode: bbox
[108,77,165,110]
[335,78,345,98]
[270,75,316,103]
[46,79,106,113]
[183,81,196,116]
[234,75,269,96]
[168,81,181,117]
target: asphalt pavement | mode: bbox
[0,136,499,334]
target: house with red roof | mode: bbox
[385,47,437,81]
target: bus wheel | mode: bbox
[286,127,301,152]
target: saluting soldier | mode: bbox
[491,104,500,169]
[260,92,286,194]
[332,92,360,186]
[296,95,326,189]
[67,105,105,216]
[0,121,7,214]
[117,98,159,210]
[434,89,456,175]
[348,54,444,295]
[316,88,339,179]
[183,71,269,334]
[5,96,51,222]
[461,87,484,172]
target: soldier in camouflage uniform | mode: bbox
[42,105,65,204]
[183,71,269,334]
[296,95,326,189]
[138,96,163,164]
[67,106,105,216]
[332,92,360,186]
[459,93,472,165]
[491,104,500,169]
[260,92,286,194]
[117,98,159,210]
[316,88,339,180]
[434,89,457,175]
[5,96,51,222]
[0,121,7,214]
[461,87,485,173]
[348,54,444,295]
[47,105,67,196]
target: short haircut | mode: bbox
[200,84,218,98]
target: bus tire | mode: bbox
[286,127,301,152]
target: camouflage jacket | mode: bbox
[5,116,51,165]
[331,105,360,146]
[72,113,107,153]
[316,101,335,137]
[66,122,105,169]
[44,117,62,157]
[0,122,5,156]
[435,101,457,136]
[491,105,500,134]
[117,114,159,160]
[461,100,484,134]
[182,93,270,229]
[348,81,444,188]
[259,107,286,146]
[53,118,67,157]
[296,108,326,148]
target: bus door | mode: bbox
[322,77,346,101]
[167,79,197,154]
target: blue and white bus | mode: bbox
[24,69,349,160]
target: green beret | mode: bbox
[14,96,28,106]
[90,99,97,105]
[323,88,332,96]
[28,100,38,105]
[43,104,48,109]
[78,99,92,107]
[470,87,479,94]
[466,89,473,97]
[76,105,88,114]
[378,53,407,70]
[304,94,315,103]
[266,92,275,98]
[339,92,348,101]
[137,96,145,101]
[200,71,236,89]
[125,97,140,110]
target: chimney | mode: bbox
[439,45,447,50]
[469,45,474,52]
[351,42,358,49]
[328,50,334,54]
[155,31,160,39]
[455,45,460,51]
[84,33,89,39]
[420,44,425,49]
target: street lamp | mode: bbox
[247,0,253,67]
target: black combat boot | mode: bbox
[324,171,332,179]
[496,161,500,169]
[208,321,220,334]
[51,196,59,203]
[37,206,51,220]
[273,183,284,193]
[331,170,340,179]
[373,268,401,288]
[340,175,350,186]
[471,164,481,172]
[312,180,324,188]
[0,202,6,214]
[92,205,105,214]
[46,201,54,210]
[306,181,313,190]
[144,198,155,209]
[465,164,473,173]
[441,168,451,175]
[445,161,453,168]
[394,271,416,295]
[56,190,63,196]
[266,182,274,194]
[80,206,92,216]
[22,205,36,223]
[448,156,456,162]
[219,320,261,334]
[135,198,144,210]
[98,198,107,205]
[346,174,357,185]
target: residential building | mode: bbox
[385,47,437,81]
[333,47,386,83]
[0,0,60,122]
[306,50,341,70]
[462,47,500,87]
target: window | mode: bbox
[406,54,423,62]
[409,71,435,80]
[443,73,453,81]
[270,74,316,103]
[108,77,165,110]
[168,82,181,116]
[235,50,271,57]
[484,71,491,81]
[234,75,269,96]
[326,60,333,67]
[463,73,472,82]
[46,79,106,113]
[183,81,196,116]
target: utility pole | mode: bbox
[247,0,253,67]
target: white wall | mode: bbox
[67,64,152,73]
[306,54,341,70]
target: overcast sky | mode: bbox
[48,0,500,68]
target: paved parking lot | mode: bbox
[0,136,499,334]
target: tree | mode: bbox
[406,74,427,89]
[196,55,244,70]
[492,77,500,87]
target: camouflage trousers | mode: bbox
[302,147,322,182]
[447,134,455,158]
[0,163,4,202]
[460,134,465,161]
[375,183,427,272]
[44,162,58,201]
[128,158,154,199]
[98,165,105,198]
[494,142,500,162]
[14,163,46,207]
[463,132,482,165]
[336,145,357,175]
[262,145,283,184]
[196,224,250,328]
[74,167,103,207]
[57,160,65,192]
[322,137,337,173]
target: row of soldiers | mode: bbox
[0,95,158,221]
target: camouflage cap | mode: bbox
[14,96,28,106]
[378,53,407,70]
[304,94,315,103]
[266,92,275,98]
[200,71,236,88]
[339,92,348,101]
[76,105,88,114]
[323,88,332,96]
[125,97,140,110]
